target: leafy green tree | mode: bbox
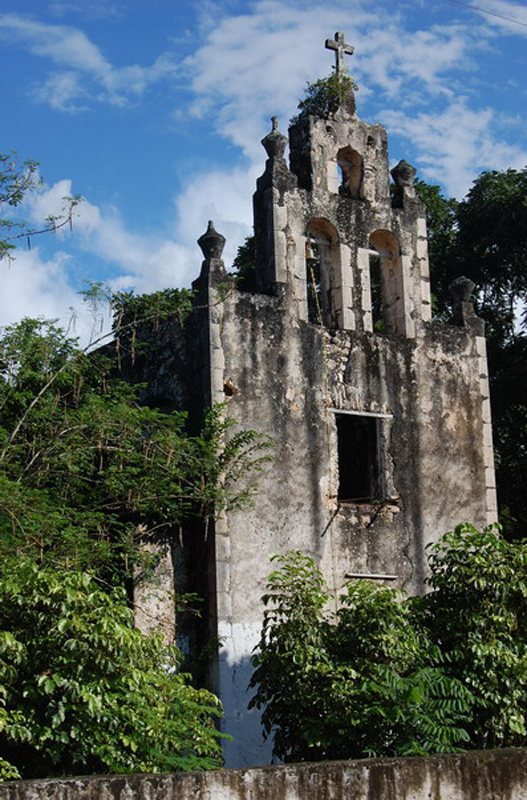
[0,560,224,779]
[0,151,81,260]
[0,312,270,779]
[422,523,527,748]
[455,169,527,343]
[251,525,527,762]
[0,317,269,578]
[417,169,527,343]
[231,235,256,291]
[250,550,473,762]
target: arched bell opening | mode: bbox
[337,146,363,199]
[305,219,341,328]
[368,230,404,334]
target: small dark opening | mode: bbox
[336,413,381,502]
[306,241,322,325]
[369,254,383,332]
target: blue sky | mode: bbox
[1,0,526,339]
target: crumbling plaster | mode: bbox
[118,83,497,767]
[2,749,527,800]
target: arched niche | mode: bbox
[368,229,405,335]
[337,146,363,198]
[305,218,341,328]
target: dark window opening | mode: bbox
[336,413,382,503]
[369,254,384,332]
[305,238,322,324]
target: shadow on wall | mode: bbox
[216,648,275,769]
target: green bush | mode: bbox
[0,561,224,779]
[251,524,527,762]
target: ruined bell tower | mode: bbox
[132,34,497,769]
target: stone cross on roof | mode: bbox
[325,31,354,76]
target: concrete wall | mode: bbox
[2,750,527,800]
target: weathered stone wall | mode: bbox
[2,750,527,800]
[119,275,495,768]
[212,282,492,766]
[114,97,497,769]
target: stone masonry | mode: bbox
[126,36,497,768]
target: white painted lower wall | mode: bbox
[216,620,274,768]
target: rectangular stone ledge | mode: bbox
[485,466,497,490]
[3,749,527,800]
[483,443,496,468]
[416,238,428,260]
[475,336,488,357]
[481,398,492,425]
[486,491,498,513]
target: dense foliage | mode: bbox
[0,562,224,779]
[250,524,527,762]
[0,315,270,779]
[231,235,256,291]
[416,169,527,538]
[294,72,358,121]
[0,317,270,576]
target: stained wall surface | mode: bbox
[2,750,527,800]
[118,88,497,768]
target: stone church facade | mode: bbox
[128,36,497,768]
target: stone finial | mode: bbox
[197,220,226,261]
[449,275,484,335]
[390,160,417,209]
[391,160,417,189]
[261,117,288,161]
[449,275,475,304]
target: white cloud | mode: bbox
[0,249,101,345]
[180,0,495,168]
[47,1,122,20]
[31,70,89,112]
[185,1,374,159]
[383,100,527,197]
[21,179,204,293]
[174,165,257,263]
[0,13,178,110]
[356,23,474,102]
[471,0,527,35]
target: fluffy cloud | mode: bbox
[0,13,177,111]
[183,0,486,161]
[471,0,527,34]
[0,249,101,344]
[383,100,527,197]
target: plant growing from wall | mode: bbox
[293,72,358,121]
[251,524,527,762]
